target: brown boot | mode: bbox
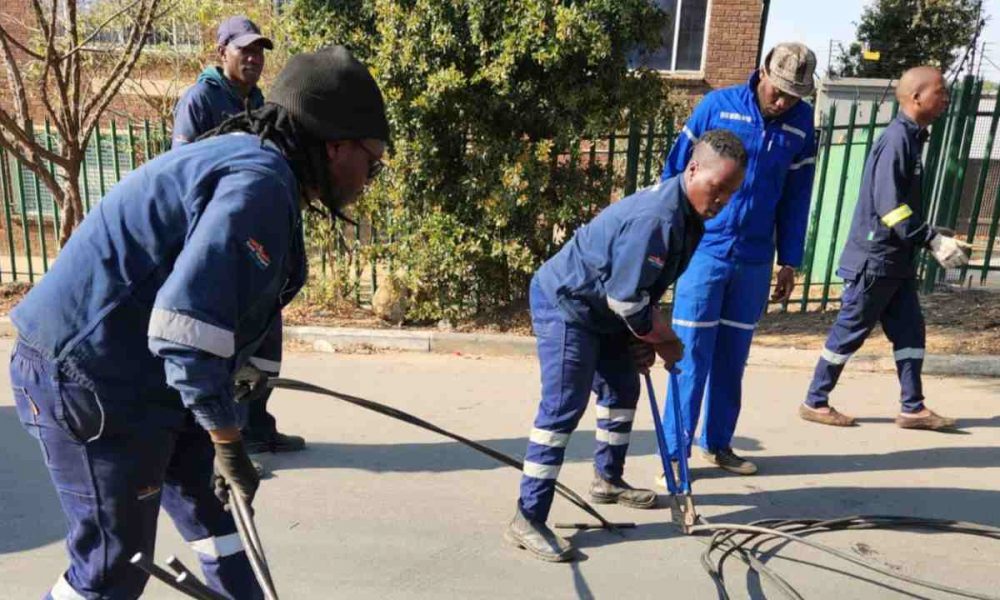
[799,404,857,427]
[503,508,576,562]
[589,469,657,509]
[896,409,957,431]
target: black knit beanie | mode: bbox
[268,45,389,143]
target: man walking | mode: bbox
[507,130,747,562]
[660,43,818,477]
[800,66,970,430]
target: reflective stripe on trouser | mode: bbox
[662,252,772,458]
[806,273,926,413]
[518,278,640,523]
[10,341,263,600]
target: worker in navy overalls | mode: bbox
[659,43,818,478]
[800,66,970,431]
[9,46,389,599]
[506,130,748,562]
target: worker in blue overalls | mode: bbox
[659,43,818,478]
[507,130,748,562]
[800,66,970,430]
[8,46,388,600]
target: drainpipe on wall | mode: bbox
[756,0,771,67]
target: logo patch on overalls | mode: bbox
[245,238,271,270]
[646,254,665,268]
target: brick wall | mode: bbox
[703,0,764,90]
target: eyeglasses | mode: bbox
[355,140,385,181]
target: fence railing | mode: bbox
[2,76,997,313]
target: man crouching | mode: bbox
[506,129,747,562]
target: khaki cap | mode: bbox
[764,42,817,98]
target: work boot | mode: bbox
[799,403,857,427]
[896,408,957,431]
[246,431,307,454]
[589,468,657,509]
[503,508,576,562]
[701,447,757,475]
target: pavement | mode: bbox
[2,338,1000,598]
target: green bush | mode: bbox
[284,0,682,322]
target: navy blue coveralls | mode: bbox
[660,72,817,459]
[518,175,704,523]
[10,133,305,599]
[806,113,936,413]
[172,66,265,148]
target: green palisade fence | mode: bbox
[2,80,998,309]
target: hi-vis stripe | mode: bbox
[781,123,807,138]
[894,347,925,361]
[595,407,635,422]
[523,461,560,480]
[51,575,85,600]
[530,427,570,448]
[673,318,719,328]
[681,126,696,141]
[720,318,756,331]
[190,533,244,558]
[881,204,913,227]
[788,157,816,171]
[821,348,852,365]
[596,429,631,446]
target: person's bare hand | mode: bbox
[771,266,796,302]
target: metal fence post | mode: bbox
[624,117,641,196]
[799,106,836,312]
[820,101,858,310]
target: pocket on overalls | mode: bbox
[56,376,106,444]
[11,385,42,441]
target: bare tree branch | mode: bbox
[0,25,45,60]
[61,0,144,61]
[82,0,160,139]
[0,25,32,127]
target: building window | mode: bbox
[639,0,710,72]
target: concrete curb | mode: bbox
[1,318,995,377]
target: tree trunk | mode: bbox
[58,165,84,247]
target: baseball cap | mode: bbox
[763,42,816,98]
[217,16,273,50]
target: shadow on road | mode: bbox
[0,406,65,555]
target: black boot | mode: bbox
[589,468,657,509]
[503,508,576,562]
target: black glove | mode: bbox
[233,364,269,405]
[213,439,260,509]
[628,338,656,373]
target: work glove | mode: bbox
[628,338,656,373]
[929,233,972,268]
[213,439,260,509]
[233,364,269,405]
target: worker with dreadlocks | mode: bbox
[8,46,388,599]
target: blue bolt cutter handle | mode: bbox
[644,369,699,532]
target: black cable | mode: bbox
[268,378,623,534]
[698,516,1000,600]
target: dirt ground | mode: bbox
[4,282,997,355]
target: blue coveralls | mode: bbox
[518,175,704,523]
[660,71,817,459]
[806,113,935,413]
[10,133,305,600]
[172,66,265,148]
